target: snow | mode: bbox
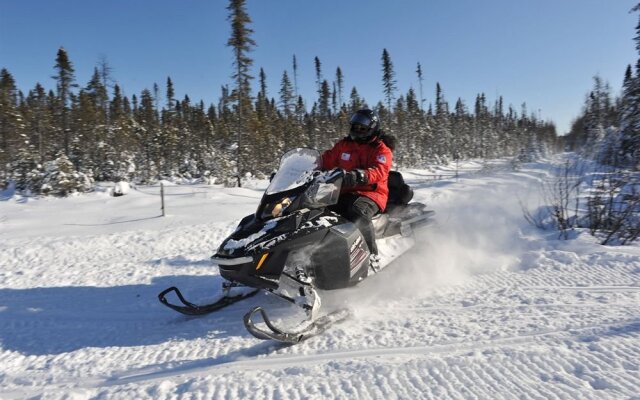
[113,181,131,196]
[223,220,277,251]
[1,158,639,399]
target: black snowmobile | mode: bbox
[159,148,434,343]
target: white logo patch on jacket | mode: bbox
[377,155,387,163]
[341,152,351,161]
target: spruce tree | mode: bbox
[226,0,256,186]
[279,70,295,117]
[452,98,470,160]
[86,67,108,126]
[292,54,299,98]
[25,83,54,163]
[0,69,21,178]
[136,89,160,182]
[416,62,425,112]
[256,68,268,119]
[314,56,323,100]
[160,77,179,177]
[349,87,363,113]
[621,3,640,167]
[52,47,78,157]
[40,153,93,196]
[434,83,451,161]
[381,49,397,114]
[335,67,344,108]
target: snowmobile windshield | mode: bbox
[266,148,321,195]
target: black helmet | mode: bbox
[349,109,380,143]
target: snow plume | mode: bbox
[347,174,534,312]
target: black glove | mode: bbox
[342,169,367,188]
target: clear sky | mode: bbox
[1,0,638,135]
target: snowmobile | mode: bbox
[158,148,434,343]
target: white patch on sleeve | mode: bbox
[377,155,387,163]
[341,152,351,161]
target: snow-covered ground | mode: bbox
[1,159,639,399]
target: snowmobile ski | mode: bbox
[243,306,351,344]
[158,285,259,316]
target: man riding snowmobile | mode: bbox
[321,109,392,271]
[158,113,434,343]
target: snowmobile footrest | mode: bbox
[158,286,259,316]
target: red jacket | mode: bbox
[321,137,393,211]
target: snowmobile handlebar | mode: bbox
[320,168,344,184]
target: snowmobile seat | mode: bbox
[372,171,415,238]
[376,133,412,207]
[386,171,413,208]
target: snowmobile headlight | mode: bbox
[211,256,253,266]
[270,197,292,218]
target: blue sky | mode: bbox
[1,0,638,135]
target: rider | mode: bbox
[321,109,393,265]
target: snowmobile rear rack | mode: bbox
[158,286,259,316]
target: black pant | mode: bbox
[329,193,379,254]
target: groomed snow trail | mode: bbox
[0,160,639,399]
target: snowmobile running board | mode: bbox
[158,286,259,316]
[243,306,352,344]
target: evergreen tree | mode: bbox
[292,54,299,98]
[166,77,175,109]
[620,3,640,167]
[335,67,344,108]
[452,98,471,160]
[381,49,397,114]
[256,67,269,119]
[97,56,114,100]
[349,87,363,113]
[0,69,23,182]
[314,56,323,100]
[1,70,33,189]
[279,70,295,117]
[416,62,425,112]
[136,89,160,182]
[86,67,108,126]
[108,84,136,180]
[25,83,54,163]
[40,153,93,196]
[83,68,111,177]
[51,47,78,156]
[318,80,331,118]
[227,0,256,186]
[582,76,611,158]
[434,83,451,160]
[159,77,180,177]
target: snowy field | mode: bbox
[1,159,639,399]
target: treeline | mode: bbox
[564,4,640,169]
[564,72,640,169]
[541,3,640,245]
[0,1,559,195]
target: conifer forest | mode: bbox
[0,0,638,196]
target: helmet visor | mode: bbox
[350,123,372,141]
[349,113,373,128]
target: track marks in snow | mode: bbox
[2,161,640,399]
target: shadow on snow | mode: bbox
[0,275,271,356]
